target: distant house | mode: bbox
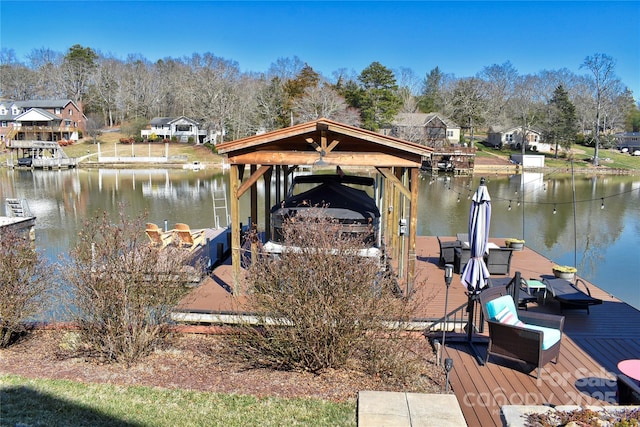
[0,99,85,147]
[615,132,640,151]
[486,126,550,152]
[382,113,461,147]
[141,116,215,144]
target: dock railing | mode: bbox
[424,297,484,336]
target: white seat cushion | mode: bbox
[521,324,561,350]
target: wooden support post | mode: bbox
[407,167,419,294]
[250,165,257,230]
[392,168,401,267]
[263,167,272,241]
[230,164,242,294]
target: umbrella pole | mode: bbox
[466,293,474,342]
[466,292,485,366]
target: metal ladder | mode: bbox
[211,181,230,229]
[5,198,33,217]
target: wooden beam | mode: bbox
[326,139,340,153]
[227,152,422,168]
[237,164,271,198]
[376,167,411,199]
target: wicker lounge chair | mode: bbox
[541,277,603,314]
[454,246,470,273]
[479,285,565,378]
[437,236,461,266]
[485,247,514,275]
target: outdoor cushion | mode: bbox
[495,305,524,327]
[485,295,517,320]
[521,324,562,350]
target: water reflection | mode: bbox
[1,168,639,309]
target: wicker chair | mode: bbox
[437,236,461,266]
[454,246,471,273]
[485,247,514,275]
[479,285,565,378]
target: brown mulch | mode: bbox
[0,330,446,403]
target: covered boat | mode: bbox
[262,174,382,261]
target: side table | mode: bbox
[526,279,547,303]
[617,359,640,405]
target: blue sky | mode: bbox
[1,1,639,97]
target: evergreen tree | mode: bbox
[545,85,578,157]
[60,44,98,105]
[418,66,443,113]
[354,62,402,131]
[626,105,640,132]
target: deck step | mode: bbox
[357,391,467,427]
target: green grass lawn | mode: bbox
[0,131,222,166]
[1,374,355,427]
[475,144,640,171]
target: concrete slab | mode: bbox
[358,390,467,427]
[358,391,410,427]
[406,393,467,427]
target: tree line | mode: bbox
[1,45,639,160]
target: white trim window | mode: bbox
[55,108,61,114]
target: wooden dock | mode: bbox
[177,236,640,426]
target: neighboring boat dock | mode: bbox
[176,236,640,426]
[1,199,36,240]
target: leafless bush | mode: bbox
[60,209,202,366]
[231,211,422,381]
[0,229,50,347]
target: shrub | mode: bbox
[0,229,50,347]
[59,209,202,366]
[231,211,422,382]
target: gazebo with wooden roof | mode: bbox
[215,118,433,295]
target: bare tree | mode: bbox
[580,53,618,166]
[187,53,242,143]
[93,57,122,127]
[452,77,486,147]
[477,61,519,126]
[509,74,545,155]
[227,74,262,139]
[291,83,360,125]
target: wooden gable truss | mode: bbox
[215,118,433,295]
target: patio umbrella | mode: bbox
[461,177,492,343]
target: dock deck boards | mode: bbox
[177,236,640,426]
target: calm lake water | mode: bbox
[2,167,639,310]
